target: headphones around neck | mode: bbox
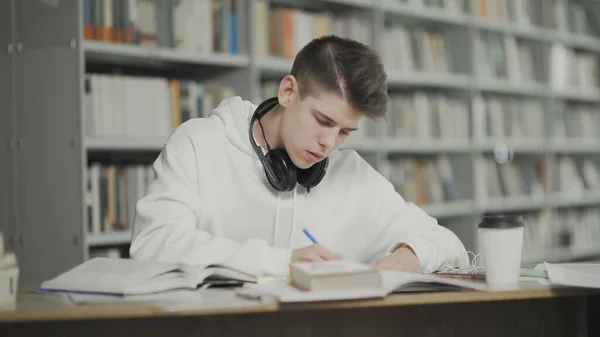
[249,97,329,193]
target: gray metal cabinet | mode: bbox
[11,0,85,283]
[0,0,16,257]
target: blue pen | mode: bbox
[303,228,319,244]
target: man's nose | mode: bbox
[318,129,337,150]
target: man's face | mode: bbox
[279,85,362,169]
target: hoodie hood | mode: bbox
[210,96,259,159]
[209,96,299,249]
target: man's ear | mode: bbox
[278,75,298,108]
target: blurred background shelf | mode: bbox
[3,0,600,283]
[85,137,165,151]
[87,230,133,247]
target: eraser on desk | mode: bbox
[520,268,548,278]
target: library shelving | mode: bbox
[2,0,600,283]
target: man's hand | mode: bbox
[291,244,343,263]
[371,245,421,273]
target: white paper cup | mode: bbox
[478,214,525,286]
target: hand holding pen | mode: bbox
[290,228,343,263]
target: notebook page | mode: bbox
[40,258,185,294]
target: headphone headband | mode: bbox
[249,97,281,185]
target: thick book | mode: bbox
[237,260,488,303]
[290,260,382,291]
[39,257,275,296]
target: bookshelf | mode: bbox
[2,0,600,283]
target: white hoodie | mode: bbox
[130,96,469,276]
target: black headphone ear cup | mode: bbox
[265,149,297,191]
[297,157,329,190]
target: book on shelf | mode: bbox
[254,0,371,60]
[474,154,545,203]
[83,0,246,54]
[472,95,544,141]
[554,103,600,142]
[86,163,153,236]
[550,43,599,93]
[471,0,593,33]
[90,247,122,259]
[474,31,541,85]
[556,155,600,199]
[382,24,451,75]
[385,155,458,206]
[84,73,236,140]
[521,204,600,262]
[387,91,469,141]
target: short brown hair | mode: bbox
[290,35,388,119]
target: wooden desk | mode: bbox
[0,281,599,337]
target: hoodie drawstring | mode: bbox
[273,187,298,248]
[273,191,281,246]
[289,188,297,247]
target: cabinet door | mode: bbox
[0,1,16,255]
[14,0,84,283]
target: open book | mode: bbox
[236,267,488,303]
[543,262,600,289]
[39,257,278,296]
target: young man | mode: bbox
[130,35,469,277]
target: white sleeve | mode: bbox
[129,126,292,277]
[365,173,469,273]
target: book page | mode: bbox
[236,281,386,303]
[380,270,488,292]
[40,258,191,294]
[544,262,600,289]
[197,266,257,283]
[235,270,488,303]
[69,288,222,304]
